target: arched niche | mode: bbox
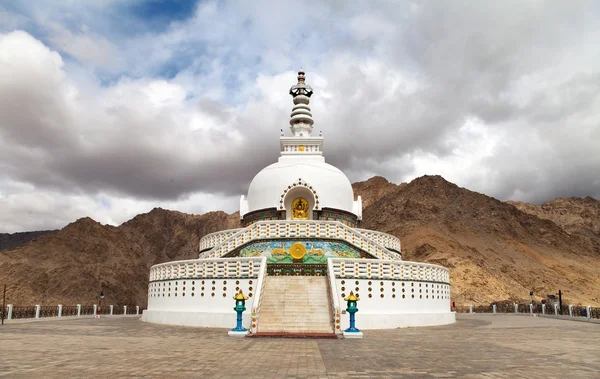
[283,186,316,220]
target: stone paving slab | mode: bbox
[0,314,598,378]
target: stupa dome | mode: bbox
[239,71,362,224]
[244,158,356,216]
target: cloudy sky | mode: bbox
[1,1,599,232]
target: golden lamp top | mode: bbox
[233,290,249,301]
[344,291,359,302]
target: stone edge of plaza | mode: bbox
[142,71,456,334]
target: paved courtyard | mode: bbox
[0,314,598,378]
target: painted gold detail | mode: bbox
[289,242,307,260]
[292,197,309,220]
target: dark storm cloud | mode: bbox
[1,1,600,232]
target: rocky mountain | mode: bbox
[0,230,58,251]
[354,175,600,306]
[1,176,598,308]
[508,197,600,254]
[0,209,239,307]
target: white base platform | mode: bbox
[143,309,455,330]
[228,330,249,337]
[343,331,363,338]
[142,310,250,329]
[345,312,456,330]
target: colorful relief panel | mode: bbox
[239,240,362,264]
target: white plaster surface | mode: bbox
[142,310,249,329]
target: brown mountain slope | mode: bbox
[508,197,600,254]
[359,175,600,306]
[0,230,58,251]
[0,208,239,307]
[0,176,598,308]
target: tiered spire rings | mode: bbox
[288,71,314,137]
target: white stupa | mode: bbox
[142,72,455,335]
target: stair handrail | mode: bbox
[250,256,268,334]
[327,258,342,334]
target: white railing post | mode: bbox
[492,304,496,314]
[554,304,558,315]
[529,304,533,314]
[327,258,342,334]
[58,304,63,317]
[568,305,573,317]
[123,305,127,315]
[469,305,473,314]
[7,304,13,320]
[542,304,545,314]
[136,306,139,315]
[250,256,267,334]
[35,305,40,319]
[110,305,114,315]
[587,306,592,320]
[77,304,81,316]
[93,304,97,315]
[514,304,518,313]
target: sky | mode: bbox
[0,0,599,233]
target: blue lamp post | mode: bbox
[229,290,249,336]
[343,291,363,338]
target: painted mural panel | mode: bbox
[239,240,362,264]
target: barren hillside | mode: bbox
[1,176,598,308]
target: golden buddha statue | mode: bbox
[292,197,309,219]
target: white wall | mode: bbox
[143,277,257,328]
[333,278,455,330]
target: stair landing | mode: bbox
[257,276,334,334]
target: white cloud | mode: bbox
[1,1,600,232]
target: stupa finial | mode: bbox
[288,70,314,137]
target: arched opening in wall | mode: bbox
[283,187,316,220]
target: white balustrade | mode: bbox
[250,256,268,334]
[198,221,401,262]
[199,228,243,252]
[329,258,450,284]
[149,257,266,282]
[327,258,342,334]
[354,228,401,252]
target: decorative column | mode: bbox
[58,304,63,318]
[77,304,81,316]
[35,304,40,319]
[229,290,249,337]
[343,292,363,338]
[110,305,114,315]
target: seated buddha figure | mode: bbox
[292,198,309,220]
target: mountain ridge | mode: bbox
[1,175,598,307]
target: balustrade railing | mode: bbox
[199,228,243,252]
[250,256,267,334]
[62,306,79,317]
[149,257,265,282]
[11,306,36,319]
[329,258,450,284]
[455,303,600,320]
[327,258,342,334]
[39,306,58,318]
[199,220,400,261]
[354,228,401,252]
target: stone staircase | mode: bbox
[257,276,334,334]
